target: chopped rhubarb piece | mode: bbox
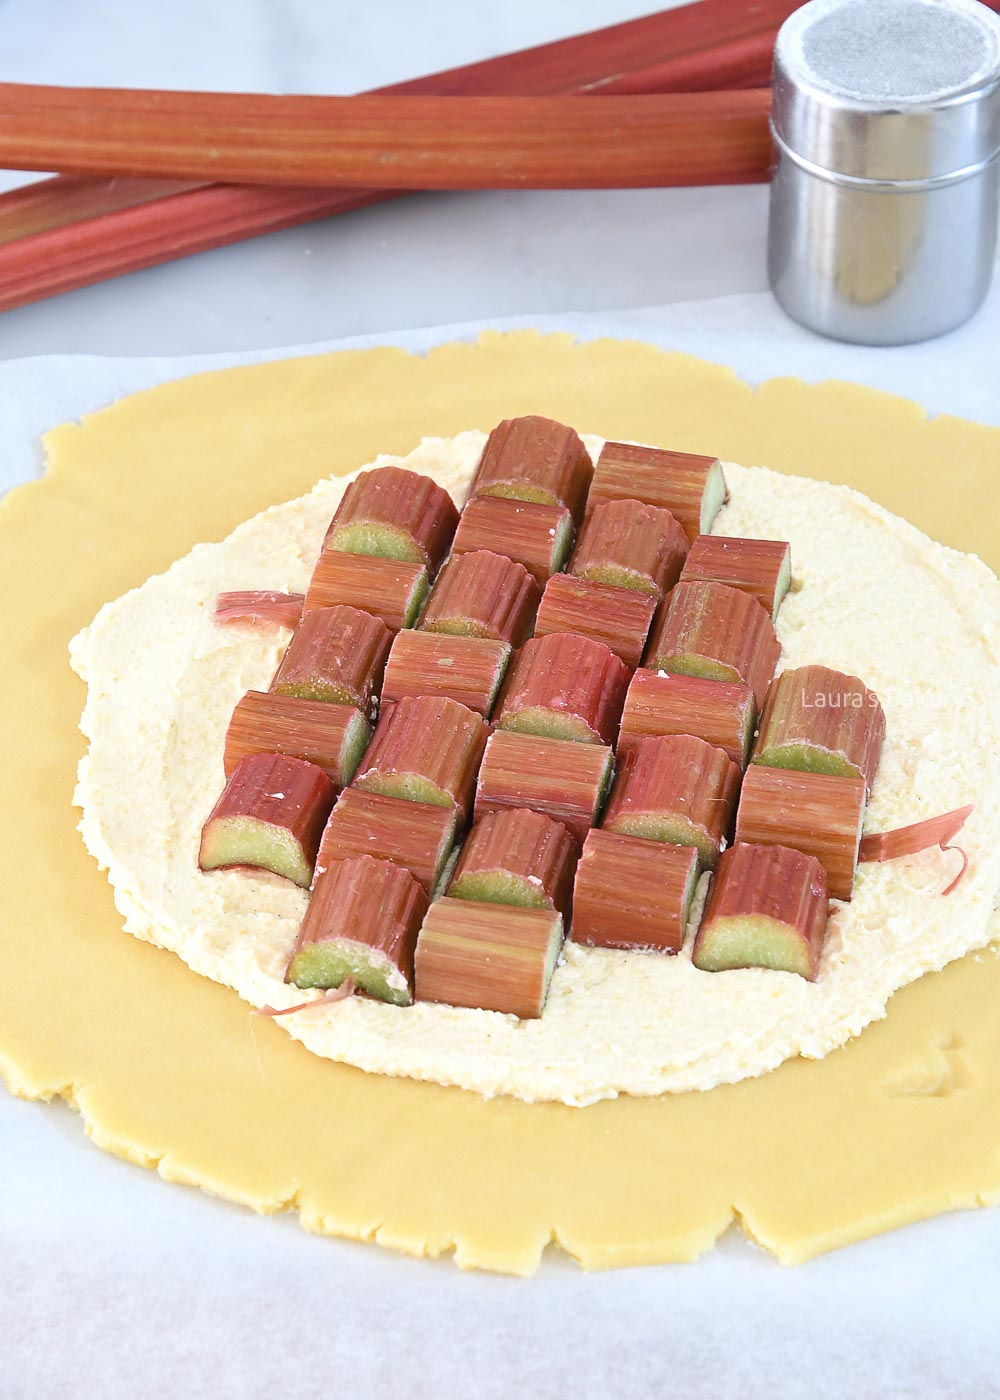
[414,897,564,1019]
[316,788,457,896]
[645,579,780,709]
[286,855,428,1005]
[475,730,612,845]
[494,632,630,745]
[692,843,830,980]
[381,630,510,718]
[353,694,489,819]
[224,690,370,791]
[735,766,866,901]
[618,668,755,768]
[270,604,391,713]
[214,590,305,629]
[534,574,655,671]
[681,535,792,620]
[589,441,727,541]
[450,497,573,587]
[303,551,427,632]
[199,753,334,888]
[602,733,740,868]
[419,550,539,646]
[323,465,458,571]
[569,498,688,598]
[571,830,698,952]
[449,808,578,912]
[469,415,593,522]
[752,665,886,790]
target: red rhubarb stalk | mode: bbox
[215,590,304,629]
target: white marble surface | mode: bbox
[0,0,777,358]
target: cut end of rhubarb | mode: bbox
[692,842,829,980]
[289,940,411,1005]
[470,415,593,522]
[494,632,630,747]
[752,665,886,791]
[199,753,334,888]
[418,549,540,645]
[323,465,459,572]
[448,807,577,912]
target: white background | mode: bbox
[2,3,1000,1398]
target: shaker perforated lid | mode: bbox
[772,0,1000,184]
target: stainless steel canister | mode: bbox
[768,0,1000,344]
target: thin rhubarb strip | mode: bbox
[270,604,391,713]
[215,590,304,629]
[0,87,773,190]
[475,731,613,845]
[858,805,974,864]
[533,574,656,671]
[287,855,428,1005]
[618,668,755,768]
[468,416,593,522]
[353,694,489,819]
[303,551,427,632]
[680,535,792,620]
[602,733,740,868]
[589,442,728,541]
[419,550,539,646]
[451,497,574,586]
[494,632,630,746]
[316,788,457,897]
[752,665,886,791]
[381,631,511,718]
[199,753,334,888]
[692,843,830,980]
[224,690,371,792]
[571,830,698,952]
[645,579,780,709]
[414,897,564,1019]
[735,765,866,901]
[448,808,578,912]
[569,498,688,597]
[324,465,459,571]
[256,978,356,1017]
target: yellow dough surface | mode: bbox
[1,331,999,1272]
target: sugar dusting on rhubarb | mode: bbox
[70,434,1000,1106]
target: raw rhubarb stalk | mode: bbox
[645,579,779,709]
[215,590,304,629]
[570,829,699,952]
[692,842,830,980]
[475,730,613,844]
[381,631,511,718]
[316,788,457,896]
[450,497,574,586]
[534,574,656,671]
[323,465,458,571]
[589,442,727,541]
[224,690,371,791]
[414,897,564,1018]
[602,733,740,868]
[680,534,792,619]
[303,551,427,632]
[199,753,334,888]
[418,549,539,645]
[286,855,428,1005]
[448,808,578,912]
[352,694,489,819]
[752,665,886,790]
[270,604,391,713]
[569,498,688,597]
[494,632,630,745]
[858,803,974,890]
[617,668,755,767]
[468,415,593,521]
[735,765,866,901]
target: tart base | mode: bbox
[1,330,998,1273]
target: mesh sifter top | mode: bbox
[781,0,1000,105]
